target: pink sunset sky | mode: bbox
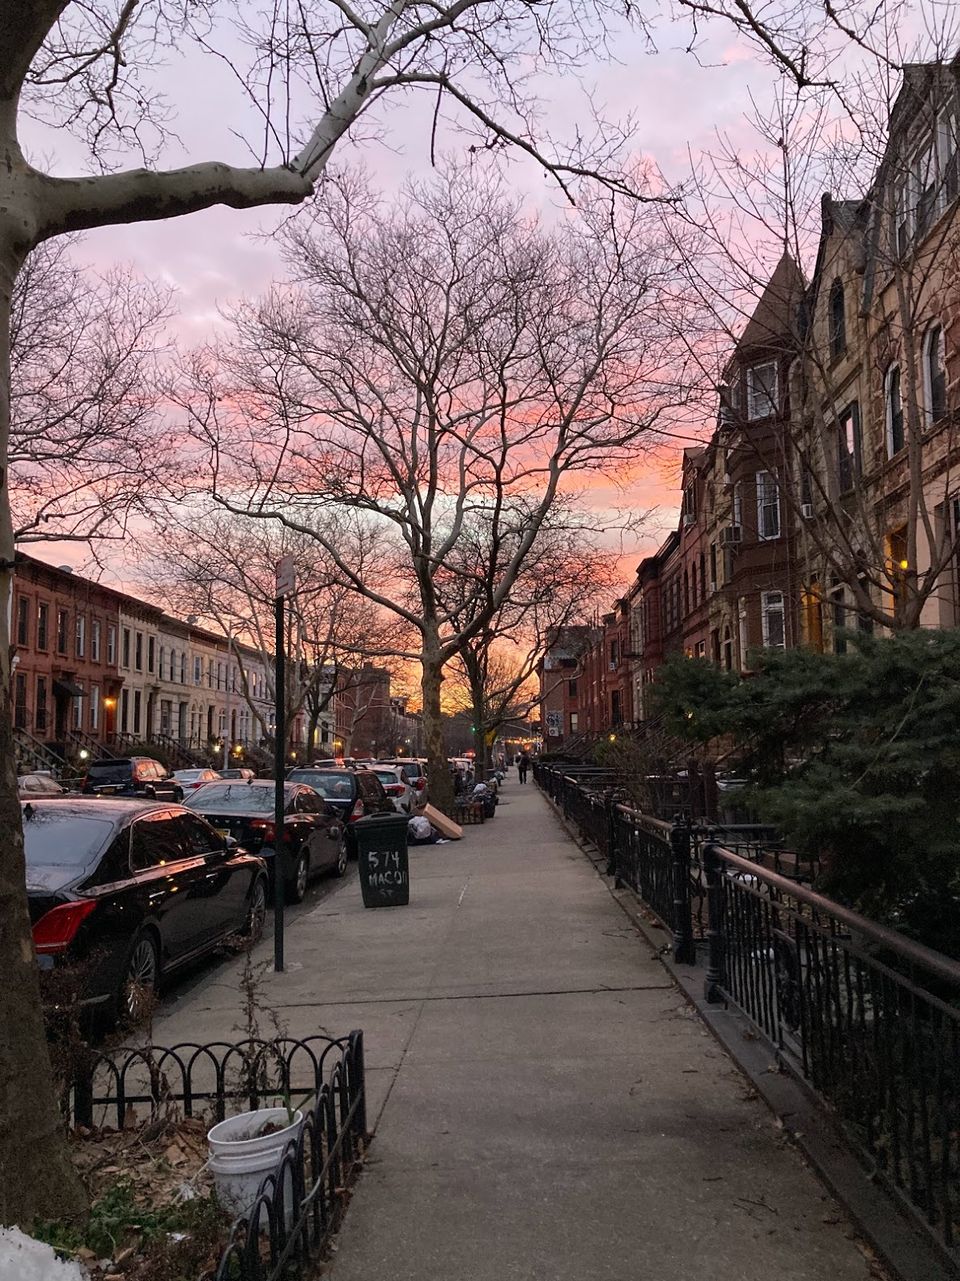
[19,10,784,595]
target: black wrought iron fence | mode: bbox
[67,1032,367,1281]
[702,844,960,1263]
[539,764,960,1266]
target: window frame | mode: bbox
[924,323,946,424]
[756,470,781,541]
[761,590,786,650]
[885,364,904,456]
[837,402,862,494]
[746,362,779,420]
[828,279,846,358]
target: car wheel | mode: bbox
[243,876,268,942]
[332,836,349,878]
[117,930,160,1026]
[287,848,309,903]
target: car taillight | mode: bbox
[249,819,277,844]
[350,798,365,821]
[385,784,404,796]
[32,900,98,955]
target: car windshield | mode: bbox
[289,771,353,799]
[187,783,289,812]
[374,771,399,785]
[22,809,115,867]
[86,761,131,782]
[175,770,203,781]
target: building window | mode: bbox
[16,596,28,647]
[709,544,718,591]
[761,591,786,649]
[756,471,781,540]
[218,661,225,690]
[159,646,166,681]
[722,625,733,671]
[682,484,697,523]
[747,362,778,420]
[72,693,83,731]
[14,673,27,730]
[75,613,86,658]
[121,688,130,733]
[885,365,904,456]
[134,632,143,671]
[569,712,579,734]
[122,627,131,668]
[90,685,100,731]
[837,402,862,494]
[148,636,156,674]
[36,676,48,733]
[924,324,946,423]
[194,655,202,685]
[894,178,911,257]
[56,608,69,655]
[107,623,117,665]
[738,599,750,670]
[732,480,743,529]
[829,279,846,357]
[568,679,578,697]
[37,603,49,651]
[91,619,101,662]
[695,640,706,659]
[181,653,187,684]
[133,690,142,735]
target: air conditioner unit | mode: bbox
[608,661,618,672]
[719,525,742,547]
[682,512,696,527]
[800,502,814,519]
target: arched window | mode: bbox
[829,279,846,358]
[885,364,904,455]
[924,324,946,422]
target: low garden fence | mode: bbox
[538,764,960,1269]
[67,1031,367,1281]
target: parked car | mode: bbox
[377,758,428,796]
[372,765,417,814]
[173,767,222,794]
[82,757,183,801]
[24,798,268,1026]
[285,767,395,852]
[219,767,255,781]
[18,772,67,798]
[185,780,348,900]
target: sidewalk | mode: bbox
[152,783,874,1281]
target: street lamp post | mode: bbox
[223,626,233,772]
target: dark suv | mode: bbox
[286,767,394,853]
[82,757,182,801]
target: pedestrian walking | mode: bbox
[518,750,530,784]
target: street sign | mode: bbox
[275,554,296,599]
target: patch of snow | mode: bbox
[0,1227,88,1281]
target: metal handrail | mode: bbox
[708,843,960,991]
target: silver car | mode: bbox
[372,766,417,814]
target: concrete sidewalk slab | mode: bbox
[151,783,873,1280]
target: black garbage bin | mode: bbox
[354,813,410,908]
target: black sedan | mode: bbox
[286,768,395,853]
[24,798,268,1027]
[185,780,348,902]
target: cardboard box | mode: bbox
[422,803,463,840]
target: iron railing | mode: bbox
[537,764,960,1266]
[703,844,960,1261]
[67,1033,367,1281]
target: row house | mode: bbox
[539,57,960,743]
[12,554,305,765]
[536,625,599,746]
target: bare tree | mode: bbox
[11,237,174,543]
[143,510,406,753]
[440,508,622,776]
[187,167,685,808]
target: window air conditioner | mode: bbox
[682,512,696,527]
[719,525,742,547]
[800,502,814,519]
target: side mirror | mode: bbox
[224,834,239,852]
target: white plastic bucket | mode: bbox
[207,1107,304,1220]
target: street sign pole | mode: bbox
[272,557,296,974]
[273,590,285,973]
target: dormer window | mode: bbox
[747,362,778,420]
[829,279,846,357]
